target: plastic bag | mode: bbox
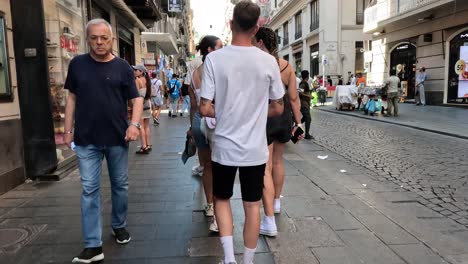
[375,99,382,112]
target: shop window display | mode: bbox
[0,15,12,101]
[44,0,86,161]
[448,30,468,104]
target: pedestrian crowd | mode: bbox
[63,1,324,264]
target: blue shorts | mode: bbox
[192,112,210,150]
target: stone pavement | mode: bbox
[0,112,467,263]
[318,103,468,139]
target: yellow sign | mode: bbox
[455,59,466,75]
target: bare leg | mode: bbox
[215,198,233,237]
[272,143,286,199]
[144,118,151,146]
[155,106,162,119]
[243,200,261,249]
[262,144,275,216]
[139,119,147,148]
[199,148,213,204]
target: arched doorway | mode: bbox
[389,43,417,100]
[447,29,468,104]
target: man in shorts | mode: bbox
[199,2,284,264]
[150,71,163,125]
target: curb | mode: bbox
[316,108,468,140]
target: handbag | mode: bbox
[181,135,196,164]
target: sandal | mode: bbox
[135,147,150,154]
[147,145,152,151]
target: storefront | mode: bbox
[389,43,417,100]
[447,29,468,104]
[43,0,87,163]
[294,51,302,75]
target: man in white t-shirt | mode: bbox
[150,71,163,125]
[199,2,284,264]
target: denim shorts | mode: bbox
[192,111,210,150]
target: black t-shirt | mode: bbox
[64,54,139,147]
[181,83,189,96]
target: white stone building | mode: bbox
[364,0,468,105]
[267,0,372,82]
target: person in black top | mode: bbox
[64,19,143,264]
[299,70,313,140]
[327,75,333,86]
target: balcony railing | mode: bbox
[364,0,446,32]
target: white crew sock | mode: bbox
[220,236,235,263]
[243,246,256,264]
[274,198,281,212]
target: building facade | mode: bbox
[364,0,468,105]
[0,0,24,194]
[0,0,164,195]
[268,0,372,82]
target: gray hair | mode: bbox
[86,18,113,38]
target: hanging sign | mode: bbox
[168,0,182,12]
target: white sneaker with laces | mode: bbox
[259,216,277,237]
[209,217,219,232]
[204,203,214,217]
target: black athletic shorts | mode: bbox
[212,162,266,202]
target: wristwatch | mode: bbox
[130,122,141,129]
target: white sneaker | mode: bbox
[259,216,277,237]
[209,217,219,232]
[274,198,281,214]
[204,204,214,217]
[218,261,237,264]
[192,165,204,177]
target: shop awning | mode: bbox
[141,32,179,55]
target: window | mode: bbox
[0,15,12,101]
[310,44,319,77]
[295,12,302,39]
[310,0,319,31]
[275,29,280,45]
[283,22,289,45]
[356,0,367,25]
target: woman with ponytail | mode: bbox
[133,65,152,154]
[188,35,223,232]
[253,27,303,237]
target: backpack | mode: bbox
[168,80,179,98]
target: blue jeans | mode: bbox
[181,95,190,113]
[75,145,129,248]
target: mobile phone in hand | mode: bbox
[291,126,304,144]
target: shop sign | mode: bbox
[364,51,373,63]
[168,0,182,12]
[60,35,78,53]
[144,53,155,60]
[460,33,468,39]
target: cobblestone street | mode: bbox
[311,109,468,227]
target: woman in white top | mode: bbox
[188,35,223,231]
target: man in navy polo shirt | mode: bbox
[64,18,143,263]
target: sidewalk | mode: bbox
[317,103,468,139]
[0,113,467,263]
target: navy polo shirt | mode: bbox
[64,54,139,147]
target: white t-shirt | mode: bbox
[200,45,285,166]
[151,78,163,97]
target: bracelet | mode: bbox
[64,131,73,134]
